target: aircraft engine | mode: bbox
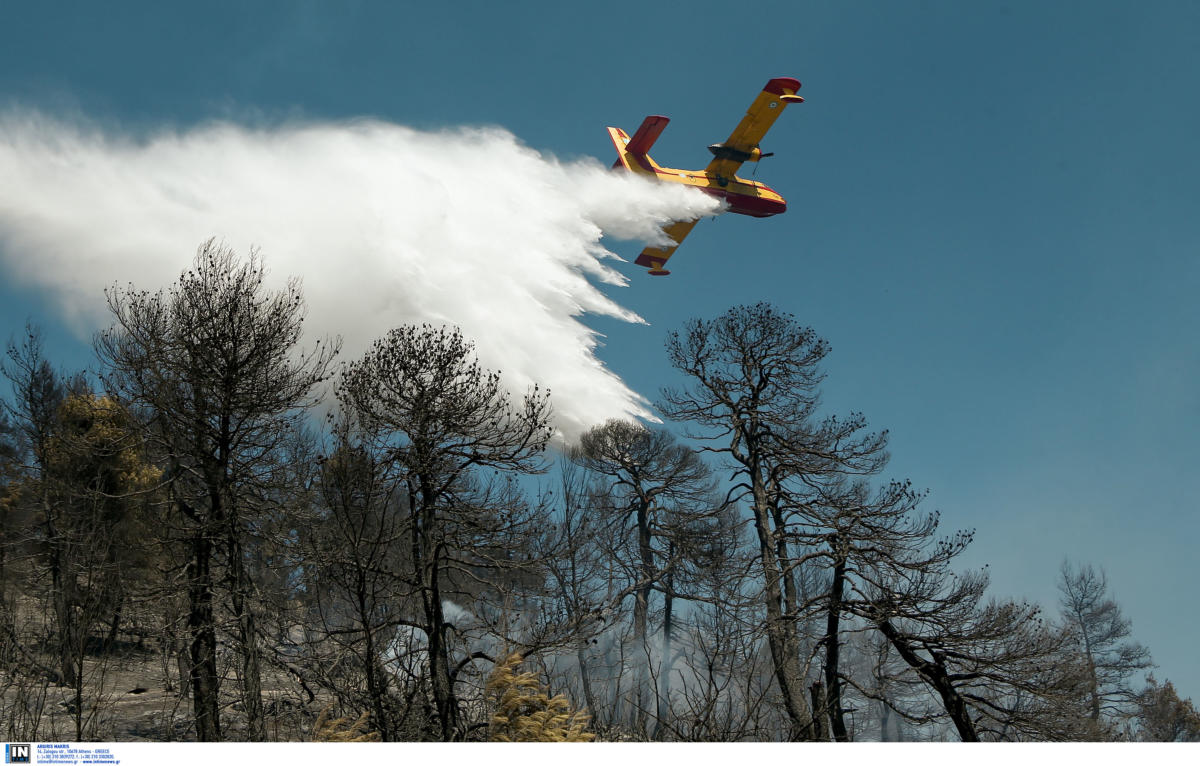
[706,143,773,162]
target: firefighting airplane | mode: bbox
[608,76,803,275]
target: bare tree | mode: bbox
[532,458,608,721]
[95,240,338,740]
[660,303,887,740]
[0,408,16,612]
[301,420,413,739]
[569,419,724,738]
[336,324,552,740]
[864,565,1082,741]
[6,277,1195,743]
[792,477,974,740]
[1057,560,1153,737]
[2,327,76,687]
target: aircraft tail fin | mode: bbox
[607,116,668,174]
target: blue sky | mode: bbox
[2,1,1197,700]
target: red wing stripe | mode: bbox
[626,115,670,156]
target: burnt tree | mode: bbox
[337,324,552,741]
[96,240,337,740]
[660,303,887,740]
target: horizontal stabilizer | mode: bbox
[626,115,670,156]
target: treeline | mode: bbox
[0,240,1195,742]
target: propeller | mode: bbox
[752,152,774,176]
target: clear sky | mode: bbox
[1,1,1197,700]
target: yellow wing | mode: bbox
[634,219,699,276]
[705,77,803,180]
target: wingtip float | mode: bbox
[607,76,803,276]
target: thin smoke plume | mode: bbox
[0,111,722,439]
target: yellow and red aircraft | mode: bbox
[608,76,803,275]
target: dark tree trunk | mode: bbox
[188,532,221,741]
[654,554,675,741]
[874,616,979,742]
[824,556,849,741]
[576,644,597,725]
[810,681,829,741]
[175,633,192,699]
[51,557,79,688]
[749,471,814,741]
[418,487,458,741]
[770,503,799,624]
[103,594,123,653]
[631,498,653,736]
[425,579,457,740]
[228,533,264,741]
[46,505,79,689]
[355,574,392,740]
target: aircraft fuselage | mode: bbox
[613,133,787,217]
[651,163,786,217]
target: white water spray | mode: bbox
[0,112,721,438]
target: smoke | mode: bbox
[0,111,721,439]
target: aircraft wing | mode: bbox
[634,218,699,275]
[705,77,803,180]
